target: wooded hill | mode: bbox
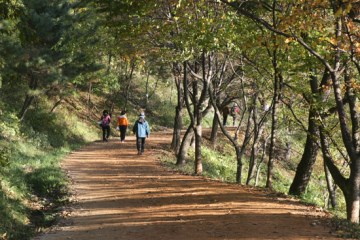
[2,0,360,238]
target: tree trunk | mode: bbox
[19,73,38,121]
[171,105,183,153]
[50,98,63,113]
[171,69,183,153]
[266,53,282,189]
[247,92,261,185]
[288,107,319,195]
[145,71,150,108]
[210,111,219,146]
[19,95,35,121]
[236,107,253,183]
[193,61,202,174]
[194,116,203,175]
[321,125,360,222]
[235,146,243,183]
[176,125,193,165]
[324,163,337,209]
[346,173,360,223]
[329,66,360,222]
[256,136,270,186]
[123,60,136,110]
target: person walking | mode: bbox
[222,105,230,126]
[117,110,129,142]
[231,103,240,126]
[132,113,150,155]
[100,110,111,141]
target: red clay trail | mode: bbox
[35,131,344,240]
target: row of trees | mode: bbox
[2,0,360,224]
[88,0,360,223]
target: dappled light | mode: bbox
[3,0,360,238]
[36,132,340,240]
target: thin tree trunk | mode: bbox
[124,61,136,110]
[194,115,203,175]
[256,136,270,186]
[145,71,150,108]
[189,52,213,175]
[193,60,202,174]
[171,63,183,153]
[179,60,195,166]
[210,111,219,146]
[237,107,253,183]
[266,52,282,189]
[19,73,38,121]
[324,163,337,209]
[50,98,63,113]
[19,95,35,121]
[171,105,183,153]
[176,125,193,165]
[208,78,244,184]
[246,93,258,185]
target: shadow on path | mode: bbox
[35,132,341,240]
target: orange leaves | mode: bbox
[321,83,332,93]
[284,38,293,44]
[347,79,360,92]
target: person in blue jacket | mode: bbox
[132,113,150,155]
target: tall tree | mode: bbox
[222,0,360,222]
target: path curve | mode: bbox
[36,131,343,240]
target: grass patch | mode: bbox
[158,134,360,239]
[0,97,98,240]
[0,141,75,239]
[160,145,237,183]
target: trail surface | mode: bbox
[36,131,343,240]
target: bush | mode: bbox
[0,95,98,239]
[26,166,68,201]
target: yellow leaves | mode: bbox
[347,21,355,31]
[176,0,183,8]
[334,8,343,18]
[334,3,354,17]
[321,83,332,93]
[354,42,360,56]
[347,79,360,93]
[329,38,338,46]
[0,232,7,240]
[285,38,294,44]
[345,3,353,14]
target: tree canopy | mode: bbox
[2,2,360,237]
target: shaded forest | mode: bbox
[2,0,360,239]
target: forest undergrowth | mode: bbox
[158,130,360,238]
[0,93,99,240]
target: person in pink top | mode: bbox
[100,110,111,141]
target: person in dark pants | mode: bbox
[100,110,111,141]
[132,113,150,155]
[231,104,240,126]
[117,110,129,142]
[222,105,230,126]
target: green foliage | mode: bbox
[1,0,359,236]
[271,169,293,194]
[201,147,237,182]
[160,144,237,182]
[0,92,98,239]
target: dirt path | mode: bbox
[36,131,343,240]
